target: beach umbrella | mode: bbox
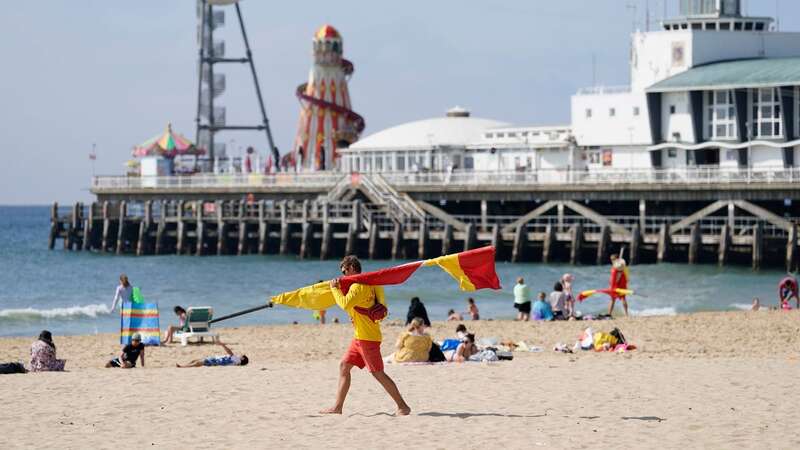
[132,123,203,158]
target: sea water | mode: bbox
[0,206,786,337]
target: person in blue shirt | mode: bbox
[532,292,554,321]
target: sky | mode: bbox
[0,0,797,205]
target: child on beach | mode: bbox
[466,298,480,320]
[447,309,463,321]
[533,292,554,321]
[106,333,145,368]
[176,341,249,368]
[549,282,568,320]
[320,255,410,416]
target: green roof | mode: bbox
[647,57,800,92]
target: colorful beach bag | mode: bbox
[120,289,160,346]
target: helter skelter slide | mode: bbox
[291,25,365,171]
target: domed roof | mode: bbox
[351,114,510,151]
[315,24,341,40]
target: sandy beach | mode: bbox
[1,310,799,449]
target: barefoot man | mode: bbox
[320,255,411,416]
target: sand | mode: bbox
[1,310,799,449]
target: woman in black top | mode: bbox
[405,297,431,326]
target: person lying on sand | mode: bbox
[106,333,145,369]
[452,333,478,362]
[176,341,249,368]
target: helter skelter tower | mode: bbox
[292,25,365,171]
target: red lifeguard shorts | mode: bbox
[342,339,384,373]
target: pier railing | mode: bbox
[92,167,800,192]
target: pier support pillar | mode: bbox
[464,223,477,251]
[557,203,565,232]
[101,201,110,252]
[48,202,58,250]
[417,221,429,259]
[258,201,268,255]
[368,222,379,259]
[752,222,763,271]
[115,201,127,255]
[84,202,96,251]
[596,225,610,265]
[638,199,646,231]
[67,202,80,251]
[480,200,488,232]
[216,201,227,256]
[688,223,701,264]
[237,221,247,256]
[717,224,730,266]
[195,200,205,256]
[542,225,556,263]
[490,224,500,251]
[391,222,404,260]
[279,201,289,256]
[629,225,641,266]
[345,222,357,256]
[511,225,526,263]
[300,222,312,259]
[787,223,797,272]
[176,201,186,255]
[657,224,670,263]
[441,224,453,256]
[154,201,166,255]
[570,223,583,265]
[320,222,333,260]
[137,201,151,256]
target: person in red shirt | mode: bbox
[320,255,411,416]
[607,255,629,317]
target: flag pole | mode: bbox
[209,302,273,324]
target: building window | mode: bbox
[508,132,517,137]
[752,88,782,138]
[586,108,592,118]
[485,133,493,139]
[669,105,676,114]
[609,108,616,117]
[496,133,505,138]
[706,90,736,139]
[396,155,405,171]
[633,106,640,116]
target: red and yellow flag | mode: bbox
[271,246,501,310]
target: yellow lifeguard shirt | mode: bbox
[331,283,386,343]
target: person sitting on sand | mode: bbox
[533,292,554,321]
[406,297,431,327]
[30,330,65,372]
[176,341,249,368]
[447,309,463,321]
[751,297,761,311]
[106,333,145,369]
[161,306,187,344]
[394,318,433,363]
[321,255,411,416]
[452,333,478,362]
[466,297,480,320]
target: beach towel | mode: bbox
[120,300,160,346]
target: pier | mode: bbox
[50,168,800,270]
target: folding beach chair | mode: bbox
[174,307,219,346]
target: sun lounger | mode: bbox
[175,307,219,346]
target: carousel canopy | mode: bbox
[132,123,203,158]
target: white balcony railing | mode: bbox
[92,167,800,191]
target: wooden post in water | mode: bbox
[542,224,556,263]
[463,223,477,251]
[67,202,80,250]
[557,203,565,232]
[511,224,526,263]
[417,221,429,259]
[657,224,670,263]
[279,201,289,255]
[216,200,226,256]
[137,200,151,256]
[175,200,185,255]
[101,201,110,252]
[441,224,453,256]
[688,223,701,264]
[368,219,379,259]
[83,202,96,251]
[490,224,500,252]
[570,223,583,265]
[752,222,763,270]
[320,203,332,260]
[718,224,730,266]
[596,225,610,265]
[258,200,268,255]
[237,201,247,256]
[195,200,205,256]
[345,222,357,256]
[786,223,797,272]
[391,221,404,259]
[115,201,127,255]
[48,202,58,250]
[629,225,641,265]
[300,222,312,259]
[154,200,166,255]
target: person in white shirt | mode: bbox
[110,274,132,312]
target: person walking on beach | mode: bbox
[321,255,411,416]
[607,255,629,317]
[466,297,480,320]
[513,277,531,321]
[110,274,132,313]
